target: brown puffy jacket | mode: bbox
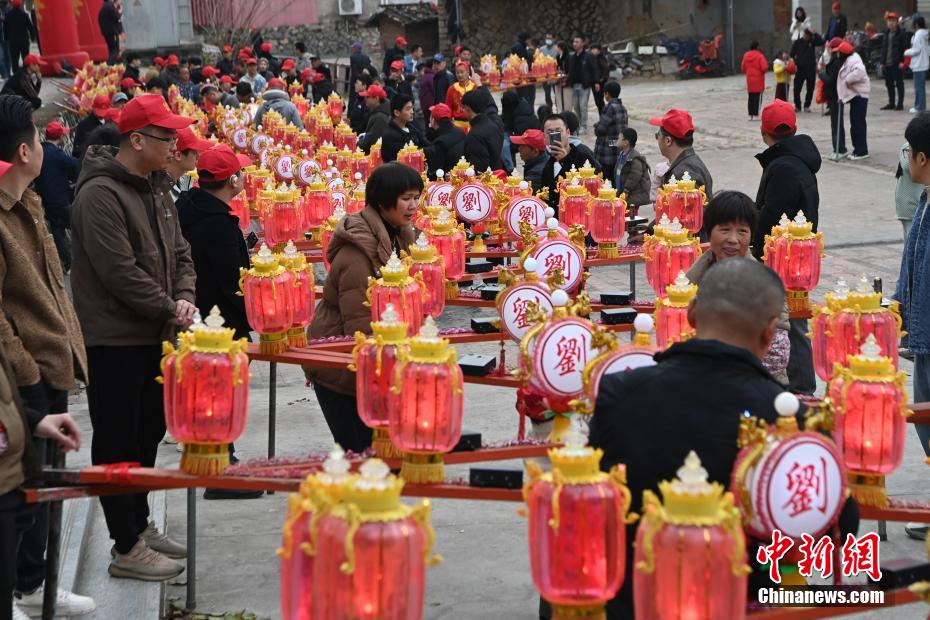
[306,205,416,395]
[71,146,196,346]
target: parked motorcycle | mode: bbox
[678,34,726,79]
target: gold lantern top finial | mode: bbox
[430,207,457,234]
[188,305,237,352]
[279,240,308,271]
[407,316,454,362]
[665,271,698,305]
[371,302,408,344]
[342,458,404,513]
[596,179,618,201]
[657,450,727,523]
[663,217,691,244]
[409,232,439,263]
[548,429,604,481]
[662,174,679,191]
[326,201,347,228]
[563,175,588,198]
[378,251,411,284]
[774,391,801,435]
[677,170,697,191]
[250,243,284,275]
[847,333,895,378]
[578,159,595,178]
[787,211,814,238]
[633,313,655,346]
[845,275,882,310]
[318,444,352,486]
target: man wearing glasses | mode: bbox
[71,94,197,581]
[650,108,713,199]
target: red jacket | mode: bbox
[741,49,769,93]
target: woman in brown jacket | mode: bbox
[306,162,423,452]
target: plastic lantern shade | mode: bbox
[645,217,701,298]
[240,244,296,353]
[295,152,321,188]
[451,170,495,225]
[503,194,547,239]
[659,172,706,234]
[334,147,353,173]
[642,214,670,290]
[366,252,425,337]
[427,208,466,300]
[588,181,627,258]
[344,173,366,214]
[503,175,532,200]
[303,177,331,232]
[524,431,632,619]
[265,184,303,247]
[320,203,346,270]
[311,459,438,620]
[635,451,750,620]
[559,176,590,229]
[229,192,250,231]
[279,241,316,348]
[350,149,372,181]
[398,142,426,174]
[829,335,910,507]
[317,117,335,147]
[327,92,344,122]
[655,272,697,349]
[577,160,603,197]
[160,307,249,475]
[496,258,555,342]
[278,447,351,620]
[389,317,464,483]
[768,212,823,313]
[827,276,902,373]
[369,138,383,169]
[425,171,454,212]
[810,279,851,381]
[408,233,446,318]
[351,304,408,458]
[449,156,471,185]
[730,393,846,542]
[272,146,298,183]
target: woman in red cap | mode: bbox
[836,40,870,159]
[446,61,477,131]
[741,40,769,120]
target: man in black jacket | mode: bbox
[881,12,908,110]
[97,0,122,63]
[461,89,504,173]
[567,35,598,134]
[540,112,600,215]
[72,95,110,158]
[825,2,847,40]
[358,84,391,153]
[380,94,430,164]
[511,128,549,190]
[790,28,824,112]
[0,53,43,110]
[3,0,35,73]
[753,100,820,396]
[217,45,235,77]
[382,35,407,76]
[425,103,464,178]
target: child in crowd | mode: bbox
[773,50,795,101]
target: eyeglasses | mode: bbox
[134,131,178,145]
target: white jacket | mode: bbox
[790,18,813,41]
[906,29,930,73]
[838,53,871,103]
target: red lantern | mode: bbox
[524,432,632,620]
[427,208,466,300]
[641,215,668,290]
[768,212,823,313]
[351,149,371,181]
[635,451,750,620]
[655,272,697,349]
[334,147,353,173]
[810,279,851,381]
[327,92,344,122]
[369,139,383,169]
[408,233,446,318]
[829,335,911,507]
[160,307,249,475]
[825,276,902,373]
[265,184,303,247]
[645,217,702,298]
[366,253,425,337]
[319,203,346,271]
[559,176,590,229]
[449,157,471,185]
[389,317,464,483]
[311,459,438,620]
[271,145,298,183]
[317,117,335,147]
[279,241,316,348]
[588,182,627,258]
[577,160,603,197]
[229,193,250,231]
[278,447,351,620]
[657,172,706,234]
[303,178,331,233]
[240,244,296,353]
[351,304,408,458]
[345,174,366,214]
[398,142,426,174]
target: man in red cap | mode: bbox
[826,2,847,40]
[120,76,141,93]
[511,128,549,189]
[217,45,235,76]
[201,66,221,82]
[167,127,214,201]
[384,59,408,99]
[754,99,821,394]
[425,102,464,175]
[280,58,298,83]
[881,11,907,110]
[0,54,44,110]
[311,64,335,102]
[71,94,112,158]
[649,108,712,197]
[71,94,197,581]
[239,57,267,94]
[253,79,304,129]
[383,35,408,75]
[4,0,37,73]
[35,121,80,270]
[98,0,123,63]
[358,84,391,152]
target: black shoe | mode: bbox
[203,488,264,500]
[896,104,905,111]
[881,103,895,110]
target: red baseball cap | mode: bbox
[390,59,404,71]
[10,0,22,7]
[281,58,296,70]
[245,57,258,65]
[429,103,452,120]
[260,42,272,53]
[832,2,841,9]
[300,68,313,83]
[102,108,121,123]
[202,66,220,78]
[23,54,46,67]
[175,127,214,153]
[93,94,111,114]
[360,84,387,99]
[197,144,253,181]
[761,100,796,137]
[222,45,233,53]
[121,77,141,89]
[837,41,854,55]
[219,75,234,85]
[167,54,180,66]
[395,36,407,46]
[154,56,166,67]
[0,162,10,178]
[827,37,844,51]
[241,46,254,56]
[649,109,695,139]
[45,121,69,139]
[885,11,899,20]
[511,128,547,151]
[267,77,286,90]
[117,93,195,134]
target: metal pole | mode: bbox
[41,445,63,620]
[268,362,277,460]
[185,488,196,611]
[726,0,735,71]
[628,262,636,301]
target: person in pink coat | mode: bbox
[741,41,769,120]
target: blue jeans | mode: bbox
[915,70,927,111]
[914,354,930,456]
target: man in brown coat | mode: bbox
[71,94,197,581]
[0,95,96,616]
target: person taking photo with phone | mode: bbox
[540,112,600,216]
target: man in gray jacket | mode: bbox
[253,79,304,129]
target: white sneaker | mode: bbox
[848,153,870,161]
[16,585,96,616]
[12,603,29,620]
[910,107,920,113]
